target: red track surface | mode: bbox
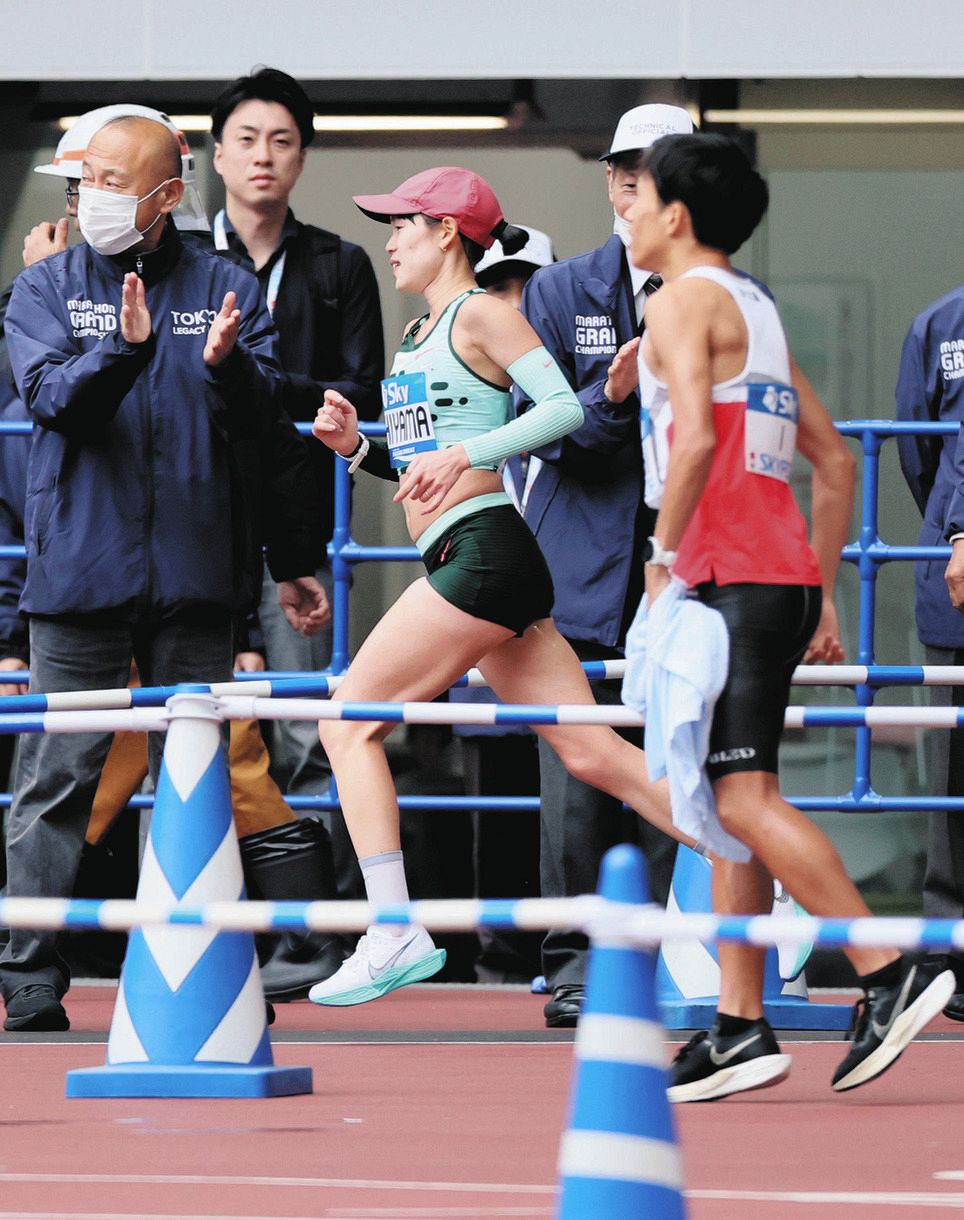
[0,985,962,1218]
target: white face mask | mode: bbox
[78,178,173,256]
[613,208,633,250]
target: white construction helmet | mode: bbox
[35,103,210,233]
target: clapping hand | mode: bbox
[203,291,241,367]
[120,272,152,345]
[604,337,641,404]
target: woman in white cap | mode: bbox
[308,166,695,1006]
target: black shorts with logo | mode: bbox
[422,505,554,637]
[696,581,822,781]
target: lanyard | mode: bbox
[503,454,543,515]
[213,209,287,318]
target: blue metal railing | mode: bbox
[0,416,960,815]
[834,420,956,810]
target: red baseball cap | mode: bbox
[353,166,506,248]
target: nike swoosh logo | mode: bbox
[368,937,414,979]
[709,1032,762,1066]
[871,967,916,1041]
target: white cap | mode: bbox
[599,103,694,161]
[35,103,210,233]
[474,226,555,282]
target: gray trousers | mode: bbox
[0,612,234,1001]
[258,567,361,900]
[924,645,964,975]
[539,640,676,990]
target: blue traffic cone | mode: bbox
[67,690,312,1098]
[556,844,685,1219]
[655,845,850,1031]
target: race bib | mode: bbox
[381,372,437,469]
[744,382,798,483]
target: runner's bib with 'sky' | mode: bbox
[744,382,798,483]
[381,372,438,469]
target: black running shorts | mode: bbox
[696,581,822,781]
[422,505,554,636]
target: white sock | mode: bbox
[359,850,411,937]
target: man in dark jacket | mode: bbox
[209,69,383,869]
[515,103,692,1027]
[0,116,327,1032]
[899,286,964,1020]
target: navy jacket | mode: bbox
[515,235,654,647]
[896,285,964,647]
[5,225,320,620]
[0,341,28,660]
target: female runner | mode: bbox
[307,166,689,1005]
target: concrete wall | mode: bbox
[4,0,964,80]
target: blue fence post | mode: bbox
[852,426,883,802]
[328,442,354,677]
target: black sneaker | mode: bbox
[667,1018,791,1103]
[944,991,964,1023]
[831,958,955,1092]
[3,984,69,1032]
[934,955,964,1022]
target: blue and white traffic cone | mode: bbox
[67,690,312,1098]
[655,845,850,1031]
[556,844,685,1219]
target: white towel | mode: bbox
[622,579,750,863]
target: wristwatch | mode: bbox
[338,434,370,474]
[645,536,677,568]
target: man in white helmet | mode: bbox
[514,103,693,1027]
[25,103,209,266]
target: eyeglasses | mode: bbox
[64,185,79,203]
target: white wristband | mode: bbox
[339,434,369,474]
[645,535,677,568]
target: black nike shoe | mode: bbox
[831,957,955,1092]
[668,1017,791,1103]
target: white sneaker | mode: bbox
[307,925,446,1006]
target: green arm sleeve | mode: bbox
[460,346,585,469]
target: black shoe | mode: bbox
[261,938,346,1003]
[240,818,348,1002]
[934,955,964,1021]
[668,1018,791,1103]
[3,985,69,1032]
[544,984,584,1029]
[832,958,955,1092]
[265,1000,276,1027]
[944,992,964,1022]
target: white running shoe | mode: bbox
[307,925,446,1006]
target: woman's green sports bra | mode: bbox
[387,289,511,471]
